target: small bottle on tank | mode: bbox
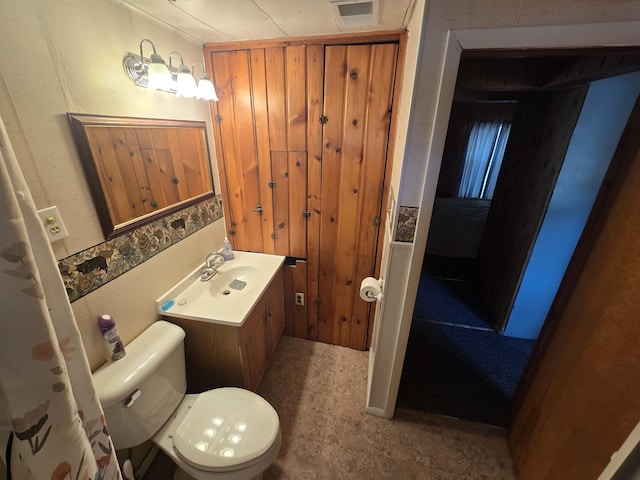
[98,314,126,361]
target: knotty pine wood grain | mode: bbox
[288,151,308,258]
[250,49,276,255]
[210,50,264,252]
[87,126,210,226]
[318,45,347,345]
[272,151,291,255]
[317,44,397,349]
[305,44,324,342]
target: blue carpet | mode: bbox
[397,256,535,427]
[414,273,495,330]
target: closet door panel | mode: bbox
[318,44,398,349]
[265,47,288,151]
[250,49,276,254]
[265,46,308,152]
[358,43,397,255]
[330,45,370,346]
[286,46,308,152]
[211,50,264,252]
[306,44,325,341]
[318,45,348,345]
[270,151,307,258]
[271,151,290,255]
[288,151,307,258]
[265,46,308,258]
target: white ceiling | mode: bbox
[111,0,416,44]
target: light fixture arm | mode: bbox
[139,39,165,68]
[169,51,185,70]
[191,61,206,79]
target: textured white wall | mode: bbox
[0,0,226,370]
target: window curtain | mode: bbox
[0,117,121,480]
[458,121,511,199]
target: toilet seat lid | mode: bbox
[172,387,279,471]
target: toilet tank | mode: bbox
[92,321,187,449]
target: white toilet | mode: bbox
[92,321,281,480]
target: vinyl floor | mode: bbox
[143,335,517,479]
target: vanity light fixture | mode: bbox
[122,39,217,102]
[142,39,172,91]
[170,52,198,98]
[192,62,219,102]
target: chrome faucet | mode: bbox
[200,252,225,282]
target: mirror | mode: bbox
[67,113,215,239]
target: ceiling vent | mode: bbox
[328,0,378,28]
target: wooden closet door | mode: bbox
[211,46,309,257]
[210,50,268,253]
[264,46,308,258]
[317,43,398,349]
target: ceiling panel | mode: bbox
[111,0,414,43]
[253,0,341,37]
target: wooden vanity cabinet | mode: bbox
[163,268,284,393]
[238,268,285,390]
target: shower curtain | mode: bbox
[0,117,121,479]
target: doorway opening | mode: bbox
[396,48,640,427]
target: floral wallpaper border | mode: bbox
[394,206,419,243]
[59,195,223,302]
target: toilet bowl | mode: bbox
[154,391,281,480]
[92,321,281,480]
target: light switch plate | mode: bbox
[37,206,69,243]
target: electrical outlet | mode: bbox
[295,292,304,306]
[37,206,69,243]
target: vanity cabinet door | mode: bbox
[238,268,285,391]
[239,305,270,392]
[266,270,285,354]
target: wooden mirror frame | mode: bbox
[67,113,215,239]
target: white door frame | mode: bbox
[366,20,640,419]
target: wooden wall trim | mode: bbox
[204,30,405,52]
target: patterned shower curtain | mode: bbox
[0,117,121,479]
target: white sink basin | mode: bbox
[156,251,285,326]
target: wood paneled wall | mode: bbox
[210,50,265,253]
[474,87,587,331]
[316,44,398,349]
[509,96,640,479]
[206,34,403,349]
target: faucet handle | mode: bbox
[200,265,216,282]
[206,252,225,268]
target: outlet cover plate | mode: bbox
[37,206,69,243]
